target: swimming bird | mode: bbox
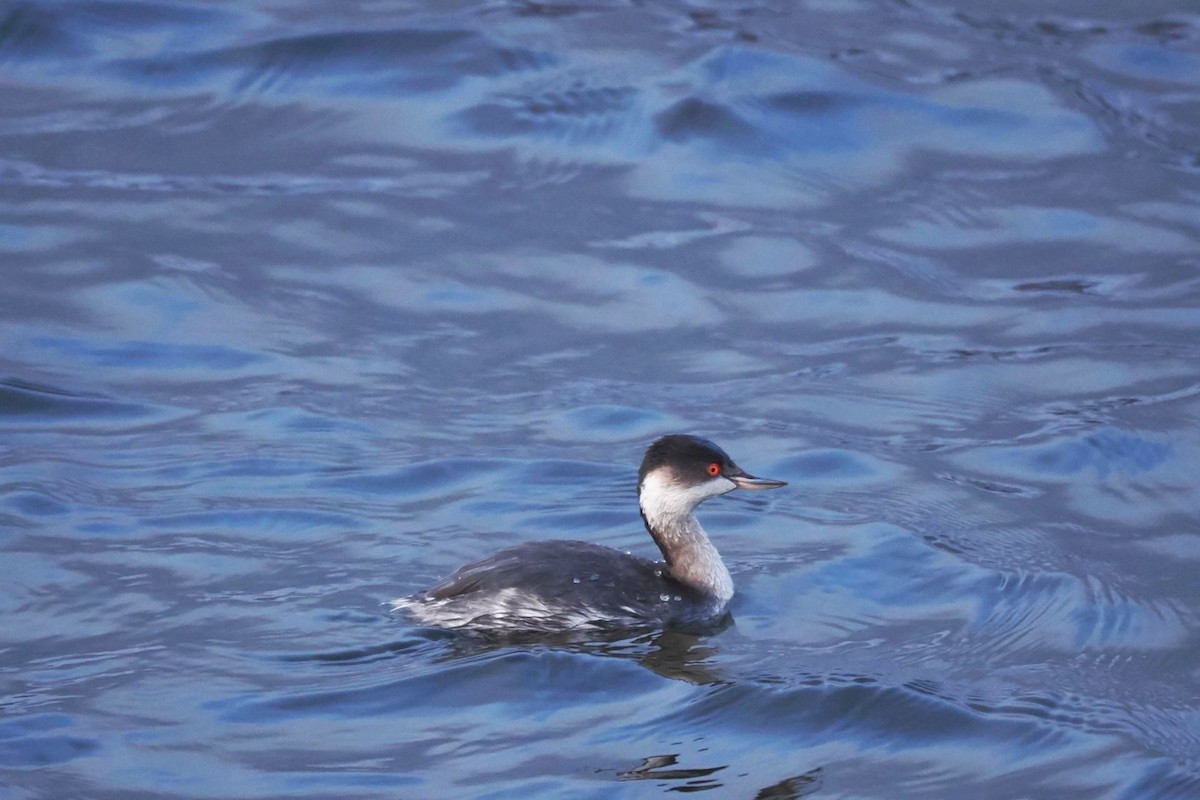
[393,434,785,632]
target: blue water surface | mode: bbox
[2,0,1199,797]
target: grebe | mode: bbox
[393,434,786,632]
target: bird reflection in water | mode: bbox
[618,754,822,798]
[422,621,734,685]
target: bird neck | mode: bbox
[638,476,734,603]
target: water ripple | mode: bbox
[2,0,1199,797]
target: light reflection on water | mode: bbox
[3,0,1200,797]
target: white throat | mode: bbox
[638,469,735,603]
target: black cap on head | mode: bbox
[639,434,736,486]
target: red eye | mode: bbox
[706,463,720,476]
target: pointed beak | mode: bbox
[728,471,787,490]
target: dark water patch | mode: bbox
[0,712,76,740]
[516,458,624,485]
[116,28,553,95]
[559,405,670,440]
[654,678,990,743]
[771,449,893,485]
[266,407,375,435]
[1120,767,1200,800]
[1035,381,1200,426]
[623,676,1146,798]
[1015,278,1102,294]
[144,508,358,538]
[0,3,86,63]
[981,427,1174,480]
[0,0,238,67]
[221,647,666,723]
[3,490,69,517]
[1083,41,1200,86]
[459,498,543,519]
[275,632,448,666]
[748,520,1193,657]
[935,472,1039,497]
[506,2,596,19]
[516,509,636,533]
[692,45,1098,162]
[30,336,264,372]
[456,83,638,140]
[70,0,236,30]
[0,732,99,769]
[656,97,764,149]
[100,32,1101,207]
[0,377,155,422]
[170,455,331,482]
[924,343,1068,363]
[965,687,1200,756]
[319,457,510,498]
[764,90,862,115]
